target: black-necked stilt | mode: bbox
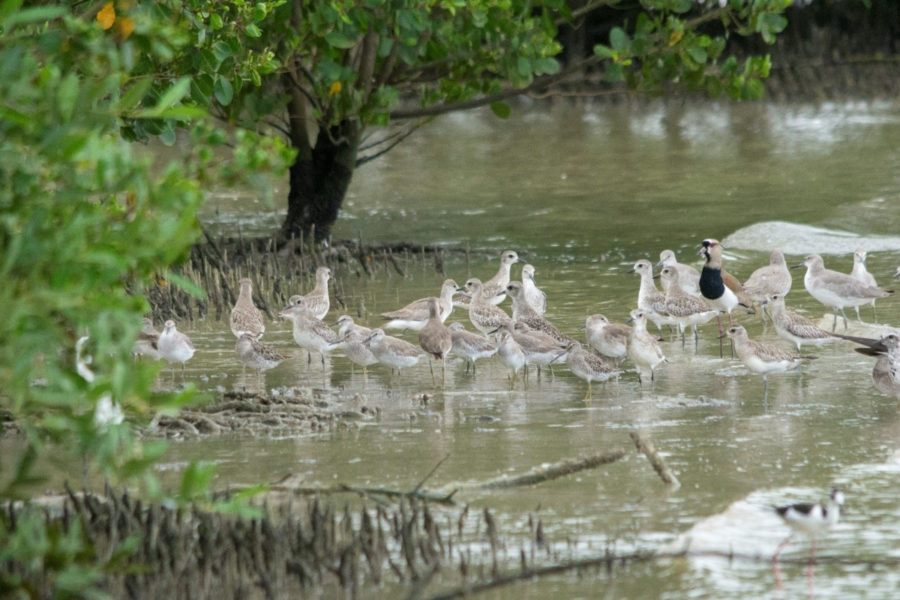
[773,488,844,561]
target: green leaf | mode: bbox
[57,73,79,121]
[209,12,223,30]
[535,57,560,75]
[325,31,355,49]
[142,78,191,117]
[609,27,629,52]
[490,101,511,119]
[246,23,262,38]
[212,41,232,63]
[1,5,67,28]
[214,77,234,106]
[118,78,153,112]
[593,44,613,59]
[605,62,624,83]
[686,46,707,64]
[516,56,531,78]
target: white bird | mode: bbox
[850,247,880,322]
[496,327,526,387]
[380,278,459,331]
[656,249,701,297]
[157,320,195,376]
[331,315,378,374]
[796,253,893,332]
[76,336,124,428]
[583,314,630,364]
[363,328,424,374]
[448,322,497,374]
[773,488,844,570]
[278,299,340,366]
[626,309,667,387]
[521,264,547,316]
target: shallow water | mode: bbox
[19,100,900,597]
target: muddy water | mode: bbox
[24,100,900,597]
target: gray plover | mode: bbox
[278,298,340,366]
[381,278,459,331]
[292,266,332,320]
[332,315,378,374]
[363,328,424,374]
[521,264,547,316]
[628,259,675,332]
[850,247,880,321]
[230,277,265,338]
[496,327,526,387]
[626,309,667,387]
[742,250,792,318]
[561,340,621,400]
[497,320,566,380]
[448,322,497,374]
[766,293,837,350]
[481,250,523,305]
[723,325,815,390]
[418,298,453,385]
[463,278,511,337]
[506,281,571,346]
[583,314,630,364]
[659,266,718,348]
[795,253,893,332]
[656,249,701,297]
[157,320,195,376]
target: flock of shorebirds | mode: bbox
[134,240,900,401]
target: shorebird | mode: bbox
[278,298,341,366]
[699,239,754,356]
[133,317,161,360]
[448,322,497,374]
[235,333,285,380]
[292,266,332,320]
[894,266,900,280]
[496,327,526,387]
[629,259,675,333]
[844,332,900,398]
[506,281,571,346]
[157,320,195,376]
[742,250,792,318]
[583,314,630,364]
[659,266,719,348]
[496,321,566,380]
[765,293,837,350]
[331,315,377,374]
[76,336,123,428]
[463,278,511,337]
[521,264,547,316]
[380,279,459,331]
[418,298,453,385]
[626,309,667,387]
[773,488,844,583]
[795,253,893,332]
[560,340,621,400]
[362,328,424,374]
[481,250,523,306]
[850,247,880,321]
[656,249,701,297]
[230,278,265,338]
[723,325,815,392]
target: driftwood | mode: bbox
[630,430,681,489]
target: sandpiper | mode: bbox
[235,333,285,376]
[628,259,675,333]
[659,266,719,348]
[656,249,701,297]
[418,298,453,385]
[765,293,837,350]
[363,328,424,374]
[506,281,571,346]
[463,278,512,337]
[521,264,547,316]
[293,266,332,320]
[561,340,621,400]
[381,279,459,331]
[278,298,341,366]
[723,325,815,390]
[448,322,498,374]
[133,317,161,360]
[847,332,900,398]
[773,488,844,572]
[481,250,523,306]
[157,320,195,376]
[626,309,667,387]
[331,315,377,374]
[699,239,754,356]
[742,250,792,318]
[496,327,526,387]
[795,253,893,332]
[496,321,566,380]
[583,314,630,364]
[230,277,266,339]
[850,247,880,321]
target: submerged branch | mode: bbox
[630,430,680,489]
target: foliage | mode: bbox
[0,2,289,595]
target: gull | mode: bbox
[628,259,676,333]
[656,249,701,297]
[331,315,377,374]
[463,278,511,337]
[481,250,524,306]
[849,247,880,321]
[362,328,424,374]
[559,340,621,400]
[278,298,340,366]
[795,253,893,332]
[133,317,161,360]
[626,309,667,387]
[418,298,453,386]
[699,239,754,356]
[157,320,195,377]
[230,277,265,338]
[380,278,459,331]
[291,266,332,320]
[583,314,630,365]
[845,332,900,398]
[505,281,572,346]
[723,325,815,393]
[742,250,792,319]
[765,293,838,350]
[448,322,497,375]
[521,264,547,316]
[659,266,719,349]
[773,488,844,586]
[235,333,285,382]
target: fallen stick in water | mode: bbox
[629,429,680,489]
